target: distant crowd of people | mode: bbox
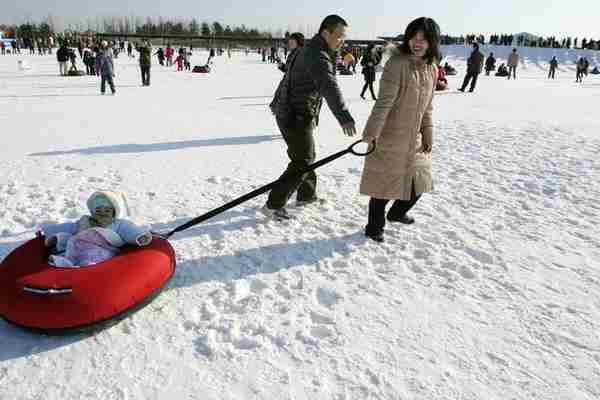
[0,36,55,55]
[6,26,597,98]
[441,44,596,93]
[461,33,599,50]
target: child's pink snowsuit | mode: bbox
[174,55,184,71]
[63,228,120,266]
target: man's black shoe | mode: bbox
[365,228,384,243]
[387,214,415,224]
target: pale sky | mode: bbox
[2,0,599,40]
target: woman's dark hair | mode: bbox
[400,17,442,65]
[472,43,480,51]
[289,32,305,47]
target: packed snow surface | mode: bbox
[0,44,599,399]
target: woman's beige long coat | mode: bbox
[360,49,437,200]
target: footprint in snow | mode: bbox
[371,255,388,265]
[486,352,509,367]
[458,265,476,279]
[315,287,342,309]
[331,259,349,269]
[413,248,431,260]
[465,247,494,264]
[310,325,334,339]
[408,263,425,274]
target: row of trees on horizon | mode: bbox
[0,16,291,39]
[0,16,597,50]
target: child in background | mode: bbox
[174,53,184,71]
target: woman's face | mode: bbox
[288,39,298,50]
[409,31,429,58]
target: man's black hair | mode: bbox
[289,32,305,47]
[318,15,348,34]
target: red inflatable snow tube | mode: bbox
[0,236,176,335]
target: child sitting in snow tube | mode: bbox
[443,62,457,76]
[192,65,211,73]
[495,63,509,77]
[67,67,85,76]
[41,191,152,268]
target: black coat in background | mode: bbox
[361,49,379,83]
[485,55,496,72]
[467,50,485,74]
[56,46,69,62]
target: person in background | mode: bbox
[343,49,356,73]
[436,64,448,90]
[174,52,185,71]
[138,40,152,86]
[459,42,484,92]
[95,41,116,95]
[485,52,496,76]
[165,44,174,66]
[56,43,69,76]
[576,57,585,83]
[360,44,379,100]
[548,56,558,79]
[507,48,519,80]
[278,32,305,73]
[154,47,165,66]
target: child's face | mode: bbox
[93,206,114,227]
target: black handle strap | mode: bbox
[165,140,374,238]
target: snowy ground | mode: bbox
[1,44,599,400]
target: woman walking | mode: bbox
[360,44,379,100]
[360,17,440,242]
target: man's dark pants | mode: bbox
[101,74,115,94]
[141,65,151,86]
[460,71,479,92]
[267,116,317,209]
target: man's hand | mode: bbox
[342,122,356,137]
